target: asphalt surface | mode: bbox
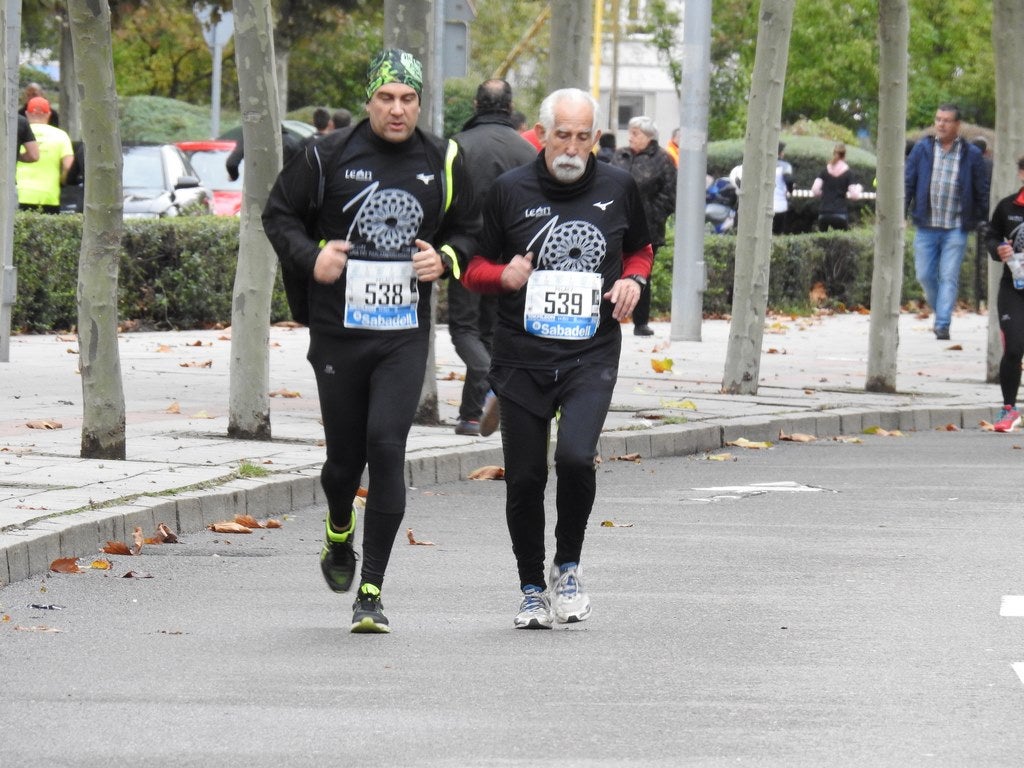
[0,309,1005,593]
[2,429,1023,766]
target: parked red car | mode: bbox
[175,140,242,217]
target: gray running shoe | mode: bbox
[549,562,591,623]
[514,585,552,629]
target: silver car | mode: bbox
[122,144,212,218]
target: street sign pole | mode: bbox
[193,4,234,139]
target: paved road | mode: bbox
[3,428,1023,767]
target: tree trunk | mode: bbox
[58,6,80,141]
[385,0,441,424]
[275,48,289,116]
[67,0,126,460]
[548,0,593,92]
[227,0,281,441]
[0,0,21,363]
[989,1,1024,382]
[865,0,909,393]
[721,0,794,395]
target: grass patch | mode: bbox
[238,460,270,478]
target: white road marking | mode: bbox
[999,595,1024,616]
[1013,663,1024,686]
[691,481,828,493]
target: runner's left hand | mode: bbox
[605,278,641,321]
[413,239,443,282]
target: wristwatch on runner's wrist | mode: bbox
[625,274,647,288]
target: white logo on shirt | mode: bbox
[346,169,373,181]
[416,173,435,185]
[525,206,552,218]
[593,200,614,211]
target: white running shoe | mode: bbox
[549,562,592,623]
[514,585,552,629]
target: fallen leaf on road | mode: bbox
[832,435,863,444]
[235,514,263,529]
[441,371,464,381]
[766,348,785,354]
[156,523,179,543]
[264,519,282,528]
[122,571,154,579]
[941,423,961,432]
[56,334,77,342]
[468,465,505,480]
[157,344,172,352]
[188,340,210,347]
[179,360,213,368]
[650,357,673,373]
[26,419,62,430]
[803,389,815,395]
[90,559,113,570]
[190,410,214,419]
[208,521,252,534]
[355,487,368,498]
[945,344,963,351]
[726,438,773,449]
[166,402,181,414]
[610,453,641,462]
[863,426,903,437]
[779,430,816,443]
[707,452,733,461]
[406,528,435,546]
[102,540,132,555]
[979,420,995,431]
[600,520,634,527]
[269,388,301,398]
[49,557,80,574]
[132,527,144,555]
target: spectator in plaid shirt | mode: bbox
[905,103,990,340]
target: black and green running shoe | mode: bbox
[319,507,357,593]
[351,583,390,634]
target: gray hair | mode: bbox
[628,115,658,141]
[538,88,600,135]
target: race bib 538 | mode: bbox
[344,260,419,330]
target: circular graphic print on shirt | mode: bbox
[356,188,424,250]
[539,219,607,272]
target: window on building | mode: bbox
[617,95,645,130]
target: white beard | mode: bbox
[552,154,586,183]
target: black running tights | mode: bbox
[500,366,616,589]
[998,280,1024,407]
[307,331,428,588]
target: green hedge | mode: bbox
[13,214,986,332]
[12,213,289,333]
[651,226,930,317]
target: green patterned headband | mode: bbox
[366,48,423,101]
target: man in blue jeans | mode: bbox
[905,103,989,340]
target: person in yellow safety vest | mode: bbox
[16,97,72,213]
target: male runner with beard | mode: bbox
[462,88,653,629]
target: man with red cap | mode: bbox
[16,97,72,213]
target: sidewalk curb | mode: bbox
[0,403,992,587]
